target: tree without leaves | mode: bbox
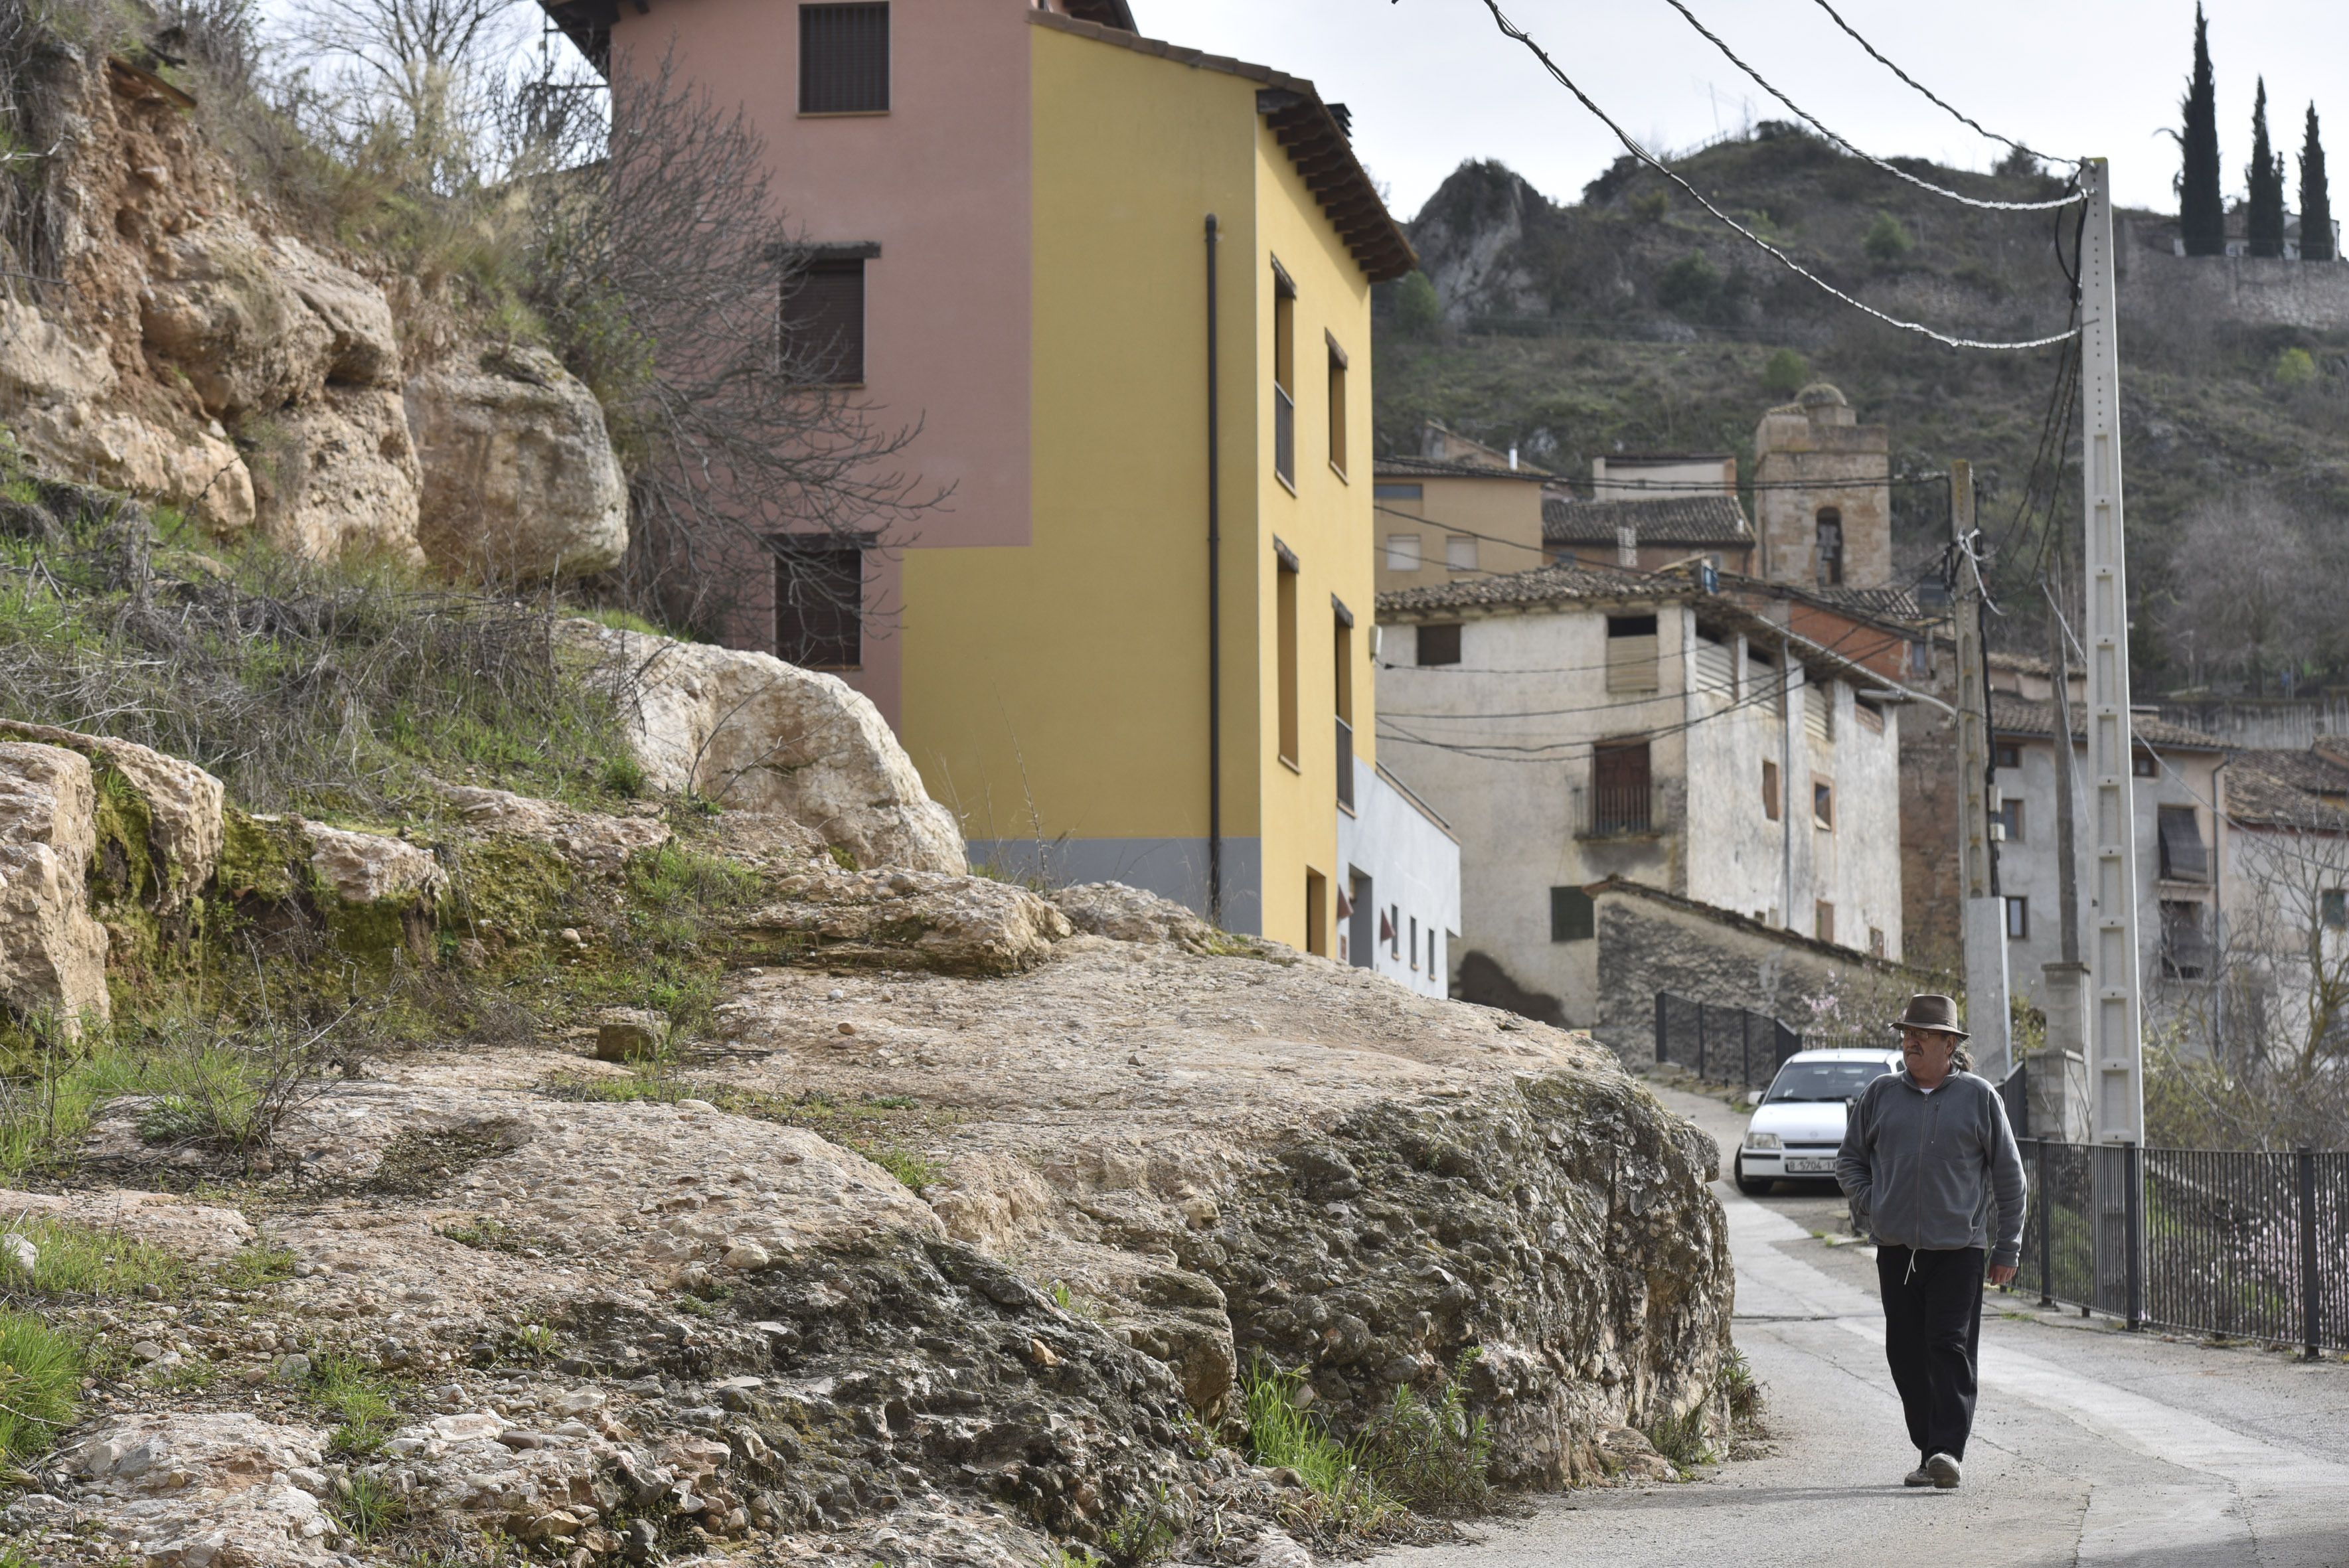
[2178,5,2224,256]
[282,0,530,189]
[495,48,940,635]
[2301,104,2335,262]
[2167,487,2316,693]
[2247,77,2285,259]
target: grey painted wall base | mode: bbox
[966,836,1263,935]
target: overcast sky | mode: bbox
[1149,1,2348,222]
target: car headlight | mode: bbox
[1745,1133,1783,1151]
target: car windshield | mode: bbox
[1764,1059,1893,1104]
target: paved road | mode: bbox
[1384,1083,2349,1568]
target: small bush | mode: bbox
[1719,1348,1764,1429]
[1656,252,1722,315]
[1358,1351,1491,1515]
[1643,1405,1715,1472]
[1761,347,1811,398]
[1862,211,1913,263]
[1631,188,1670,223]
[1392,271,1442,337]
[0,1308,81,1462]
[2275,347,2318,386]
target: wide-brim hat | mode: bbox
[1888,992,1969,1039]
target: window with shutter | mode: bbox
[1384,533,1422,572]
[1604,614,1659,694]
[775,540,864,669]
[2158,805,2208,882]
[782,258,866,384]
[1416,623,1461,666]
[1550,886,1594,942]
[1591,741,1651,834]
[800,3,889,114]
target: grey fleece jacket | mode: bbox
[1835,1067,2028,1267]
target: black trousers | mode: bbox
[1876,1244,1985,1462]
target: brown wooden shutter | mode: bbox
[782,259,865,384]
[800,4,890,114]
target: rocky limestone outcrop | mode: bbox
[0,41,625,573]
[0,741,112,1029]
[0,720,224,917]
[736,864,1071,976]
[406,343,631,578]
[570,621,965,874]
[1,751,1733,1563]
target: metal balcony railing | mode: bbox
[1336,715,1354,810]
[1273,384,1295,487]
[1574,779,1658,838]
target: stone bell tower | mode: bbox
[1752,383,1891,590]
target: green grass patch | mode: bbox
[1357,1352,1492,1516]
[1240,1360,1398,1535]
[435,1217,530,1254]
[0,1214,185,1298]
[307,1352,401,1456]
[0,1308,82,1462]
[216,1241,298,1290]
[332,1470,410,1544]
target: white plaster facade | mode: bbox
[1336,760,1462,999]
[1376,574,1906,1029]
[1981,668,2225,1016]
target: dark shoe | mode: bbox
[1902,1462,1934,1487]
[1925,1452,1961,1490]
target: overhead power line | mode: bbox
[1804,0,2077,171]
[1470,0,2081,353]
[1656,0,2079,212]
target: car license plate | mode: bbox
[1785,1157,1832,1174]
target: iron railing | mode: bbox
[1335,715,1354,810]
[2014,1138,2348,1356]
[1653,992,1803,1089]
[1574,779,1658,838]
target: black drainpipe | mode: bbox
[1204,213,1224,926]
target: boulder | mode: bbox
[737,866,1070,976]
[0,720,224,915]
[139,224,397,418]
[0,1186,256,1263]
[0,299,256,535]
[0,742,112,1030]
[406,343,630,579]
[248,386,423,563]
[1056,880,1261,957]
[566,622,965,874]
[303,824,447,907]
[434,783,671,872]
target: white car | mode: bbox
[1733,1047,1903,1196]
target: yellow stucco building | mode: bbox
[541,0,1450,959]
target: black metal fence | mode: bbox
[2016,1138,2349,1356]
[1653,992,1803,1089]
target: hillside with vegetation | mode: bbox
[1374,127,2349,687]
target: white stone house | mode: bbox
[1981,659,2226,1018]
[1336,761,1462,1000]
[1375,563,1909,1030]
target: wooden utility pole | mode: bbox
[1952,460,2013,1082]
[2078,159,2146,1148]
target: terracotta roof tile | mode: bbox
[1542,495,1752,546]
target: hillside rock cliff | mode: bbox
[0,45,620,576]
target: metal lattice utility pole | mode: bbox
[1951,459,2012,1082]
[2079,159,2145,1148]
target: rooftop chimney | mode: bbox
[1508,447,1519,471]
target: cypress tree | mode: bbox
[2301,105,2335,262]
[2179,5,2224,256]
[2248,78,2286,257]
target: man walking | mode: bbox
[1835,993,2027,1491]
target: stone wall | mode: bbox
[2118,248,2349,333]
[1588,878,1915,1061]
